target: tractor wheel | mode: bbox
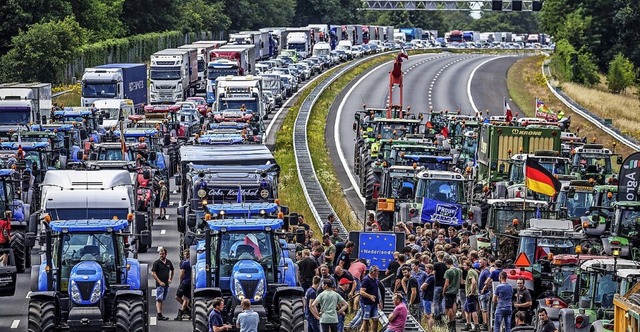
[115,297,147,332]
[11,230,26,273]
[193,296,215,332]
[354,140,363,175]
[359,154,371,195]
[28,298,56,332]
[364,169,378,210]
[278,296,304,332]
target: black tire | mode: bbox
[28,298,56,332]
[279,296,304,332]
[376,210,393,231]
[193,296,214,332]
[115,297,147,332]
[359,154,371,195]
[11,230,26,273]
[364,169,378,210]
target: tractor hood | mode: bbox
[69,260,105,305]
[231,260,266,303]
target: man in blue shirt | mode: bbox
[305,276,321,332]
[360,265,382,332]
[478,258,492,331]
[236,298,259,332]
[209,297,233,332]
[174,249,192,320]
[492,271,513,332]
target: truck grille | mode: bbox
[76,281,95,301]
[241,280,258,297]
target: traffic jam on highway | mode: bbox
[0,23,637,332]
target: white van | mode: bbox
[336,40,353,58]
[92,98,135,129]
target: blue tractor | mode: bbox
[28,219,150,331]
[185,218,304,332]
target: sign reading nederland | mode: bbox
[358,233,396,270]
[421,198,463,226]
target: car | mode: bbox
[263,91,276,114]
[297,62,314,77]
[351,45,364,58]
[185,96,208,115]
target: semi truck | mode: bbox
[149,48,198,104]
[229,32,268,61]
[206,47,254,106]
[346,25,364,45]
[0,83,51,131]
[80,64,147,111]
[399,27,423,42]
[239,31,272,59]
[463,31,481,42]
[215,75,265,121]
[180,42,226,93]
[279,28,313,58]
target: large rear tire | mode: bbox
[115,297,147,332]
[193,296,214,332]
[28,298,56,332]
[364,169,378,210]
[11,229,26,273]
[279,296,304,332]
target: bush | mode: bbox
[607,53,636,94]
[550,39,599,86]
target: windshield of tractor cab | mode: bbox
[556,190,594,218]
[491,208,540,232]
[54,232,124,291]
[0,179,14,213]
[218,231,277,282]
[416,179,462,204]
[580,273,617,308]
[519,237,576,263]
[555,270,577,298]
[617,209,640,237]
[573,153,612,174]
[378,124,412,139]
[98,148,133,161]
[390,175,417,200]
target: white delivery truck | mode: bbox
[149,48,198,104]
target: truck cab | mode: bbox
[92,98,134,130]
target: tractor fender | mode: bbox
[590,319,606,332]
[134,212,148,234]
[29,291,58,303]
[559,309,576,332]
[281,258,297,286]
[139,264,148,292]
[193,287,222,300]
[272,286,304,314]
[30,265,41,292]
[115,289,144,299]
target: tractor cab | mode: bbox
[397,170,469,226]
[601,201,640,259]
[29,219,150,331]
[0,169,31,272]
[555,180,595,226]
[1,141,51,183]
[580,185,617,238]
[571,144,621,185]
[51,107,101,135]
[375,165,422,230]
[558,258,640,332]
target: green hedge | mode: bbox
[63,30,224,83]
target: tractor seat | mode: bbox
[235,244,255,258]
[80,245,100,258]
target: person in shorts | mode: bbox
[360,266,381,332]
[174,249,191,320]
[478,259,492,331]
[442,257,461,332]
[463,260,479,331]
[152,247,174,320]
[421,264,435,330]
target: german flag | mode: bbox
[525,158,562,196]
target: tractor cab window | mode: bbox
[574,153,612,174]
[509,162,524,183]
[580,273,617,308]
[417,179,461,204]
[0,180,9,212]
[617,209,640,237]
[99,149,128,161]
[491,208,539,232]
[518,237,575,263]
[390,175,416,199]
[556,190,594,218]
[55,232,118,291]
[554,269,577,299]
[378,124,408,139]
[219,231,275,282]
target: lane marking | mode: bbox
[26,291,31,299]
[161,230,166,235]
[150,317,157,326]
[152,289,157,297]
[169,201,175,206]
[467,56,512,114]
[11,320,19,329]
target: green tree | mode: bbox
[71,0,126,42]
[607,53,636,93]
[178,0,230,33]
[121,0,180,35]
[574,50,601,86]
[0,16,87,83]
[0,0,72,52]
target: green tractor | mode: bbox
[557,258,640,332]
[375,165,422,230]
[570,144,622,185]
[601,201,640,260]
[555,180,596,229]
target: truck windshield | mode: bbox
[82,83,117,98]
[287,43,306,52]
[219,100,258,113]
[150,67,181,80]
[208,67,239,80]
[0,110,30,125]
[262,79,279,89]
[313,49,330,57]
[46,208,129,220]
[416,179,462,204]
[218,231,275,282]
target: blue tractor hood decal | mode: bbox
[421,197,463,226]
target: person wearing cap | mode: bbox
[337,278,352,331]
[311,279,348,332]
[158,180,168,220]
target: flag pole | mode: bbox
[523,158,527,224]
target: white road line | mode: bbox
[467,56,512,114]
[169,201,175,206]
[11,320,19,329]
[161,230,166,235]
[26,291,31,299]
[152,289,157,297]
[150,317,157,326]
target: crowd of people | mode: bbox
[294,213,558,332]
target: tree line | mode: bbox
[1,0,541,83]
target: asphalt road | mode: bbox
[327,52,526,220]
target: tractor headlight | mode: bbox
[254,281,265,302]
[234,279,245,300]
[90,279,102,303]
[70,280,82,303]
